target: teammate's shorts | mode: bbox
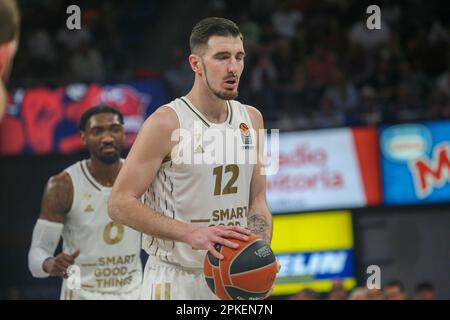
[140,256,218,300]
[60,280,141,300]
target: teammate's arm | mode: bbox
[246,106,273,244]
[28,172,79,278]
[109,107,250,259]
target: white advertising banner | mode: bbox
[267,128,366,213]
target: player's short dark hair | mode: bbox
[0,0,20,44]
[79,106,124,131]
[190,17,242,54]
[385,280,405,291]
[415,282,434,292]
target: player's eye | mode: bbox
[91,128,102,135]
[216,54,229,60]
[110,126,121,133]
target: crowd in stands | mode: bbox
[11,0,161,87]
[288,279,437,300]
[165,0,450,130]
[11,1,450,131]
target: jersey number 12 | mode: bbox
[213,165,239,196]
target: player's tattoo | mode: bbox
[248,214,270,244]
[41,172,73,222]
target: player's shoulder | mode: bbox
[45,169,73,197]
[241,103,264,128]
[243,104,262,117]
[142,104,179,133]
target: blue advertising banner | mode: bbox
[380,121,450,205]
[0,80,167,155]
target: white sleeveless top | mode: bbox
[63,160,142,293]
[142,97,256,268]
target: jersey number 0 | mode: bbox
[103,221,125,245]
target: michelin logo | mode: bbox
[277,250,349,278]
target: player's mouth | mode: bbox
[101,145,117,153]
[223,78,238,90]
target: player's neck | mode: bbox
[185,87,228,124]
[86,158,122,187]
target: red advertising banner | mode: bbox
[0,81,167,155]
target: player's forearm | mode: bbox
[247,197,273,244]
[108,194,196,243]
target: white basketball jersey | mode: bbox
[63,160,142,293]
[143,97,256,268]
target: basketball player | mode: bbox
[0,0,19,120]
[28,106,142,300]
[109,17,277,300]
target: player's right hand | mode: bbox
[43,249,80,278]
[185,225,251,260]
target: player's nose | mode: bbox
[227,58,240,74]
[101,132,115,143]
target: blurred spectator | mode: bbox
[26,28,56,63]
[384,280,408,300]
[238,13,261,55]
[437,69,450,96]
[348,287,369,300]
[414,282,436,300]
[271,1,302,40]
[290,24,307,64]
[290,288,319,300]
[359,86,383,126]
[164,47,194,98]
[313,96,345,129]
[392,84,423,122]
[56,25,92,53]
[349,17,391,52]
[70,43,104,82]
[327,279,349,300]
[305,44,337,88]
[249,53,278,119]
[367,57,396,103]
[367,288,384,300]
[323,69,359,112]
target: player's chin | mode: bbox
[98,152,120,164]
[219,89,238,100]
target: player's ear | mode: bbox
[0,40,17,81]
[188,54,202,75]
[80,131,87,145]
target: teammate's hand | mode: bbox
[43,249,80,278]
[185,225,251,260]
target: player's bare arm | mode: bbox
[246,105,273,245]
[32,172,79,278]
[39,172,73,223]
[109,107,250,259]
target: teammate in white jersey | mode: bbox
[109,17,278,300]
[28,106,142,300]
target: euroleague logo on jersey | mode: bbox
[239,122,253,149]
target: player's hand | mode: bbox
[43,249,80,278]
[184,225,251,260]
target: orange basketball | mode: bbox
[203,234,277,300]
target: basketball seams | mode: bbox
[224,285,270,295]
[228,239,260,287]
[218,245,233,300]
[229,260,277,277]
[204,236,276,300]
